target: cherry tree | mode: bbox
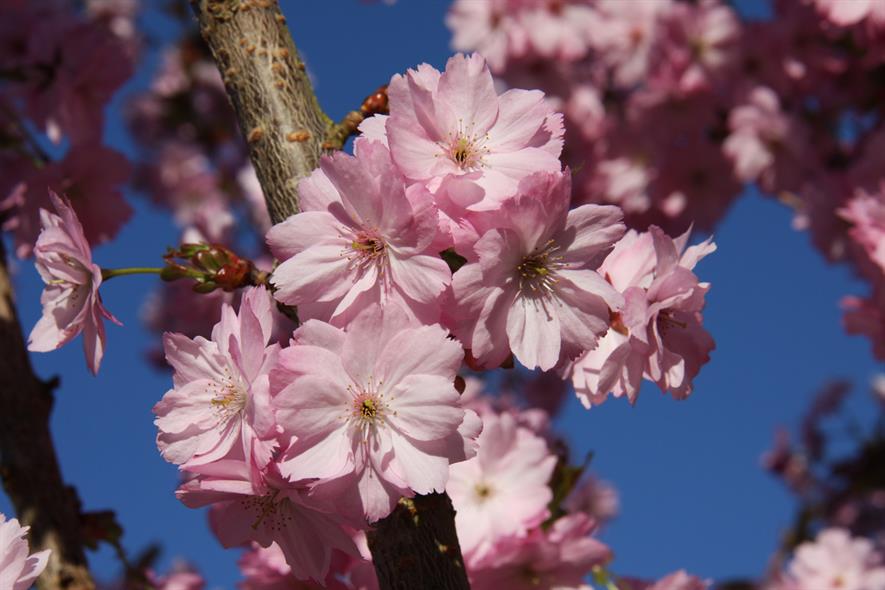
[0,0,883,589]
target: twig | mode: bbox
[322,85,389,151]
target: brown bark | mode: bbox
[189,0,331,225]
[189,2,471,588]
[0,240,95,590]
[367,495,472,590]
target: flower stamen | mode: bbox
[517,239,565,295]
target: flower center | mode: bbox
[516,239,564,295]
[240,490,285,531]
[609,310,629,336]
[474,482,494,501]
[208,367,248,423]
[360,398,378,420]
[47,253,89,293]
[519,566,542,586]
[346,378,392,434]
[656,309,687,336]
[438,121,489,171]
[344,229,389,276]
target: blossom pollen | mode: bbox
[241,490,287,531]
[360,398,377,419]
[657,310,688,335]
[440,121,490,171]
[344,229,389,275]
[517,239,564,294]
[474,482,493,501]
[520,566,542,586]
[207,367,248,423]
[348,379,391,429]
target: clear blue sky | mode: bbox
[2,0,881,587]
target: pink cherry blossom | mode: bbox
[447,411,556,564]
[178,457,358,583]
[581,156,656,216]
[385,53,564,210]
[446,1,532,73]
[137,142,235,243]
[783,528,885,590]
[238,542,352,590]
[590,0,672,88]
[517,1,598,63]
[146,565,205,590]
[86,0,139,48]
[271,304,480,523]
[563,474,620,527]
[840,185,885,276]
[652,0,740,94]
[810,0,885,28]
[27,191,121,375]
[0,513,51,590]
[568,226,715,406]
[843,292,885,361]
[468,513,611,590]
[2,144,133,258]
[154,286,280,470]
[723,86,809,192]
[451,171,625,371]
[266,140,450,326]
[23,17,132,145]
[624,570,710,590]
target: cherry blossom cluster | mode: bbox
[0,0,134,258]
[142,52,717,587]
[11,3,719,587]
[446,0,885,361]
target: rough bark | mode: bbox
[190,0,331,225]
[367,495,472,590]
[189,2,471,588]
[0,240,95,590]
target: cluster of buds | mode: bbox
[161,243,258,293]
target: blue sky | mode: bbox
[2,0,881,587]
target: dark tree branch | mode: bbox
[188,2,470,588]
[367,494,472,590]
[0,240,95,590]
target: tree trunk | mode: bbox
[188,2,471,588]
[367,494,472,590]
[0,240,95,590]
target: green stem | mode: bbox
[100,267,164,281]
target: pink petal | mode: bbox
[507,295,562,370]
[373,324,462,388]
[559,205,626,265]
[266,211,346,260]
[269,243,354,306]
[386,374,464,441]
[436,54,499,137]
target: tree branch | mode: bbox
[0,240,95,590]
[188,3,471,588]
[367,494,472,590]
[189,0,331,225]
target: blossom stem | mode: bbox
[100,267,164,281]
